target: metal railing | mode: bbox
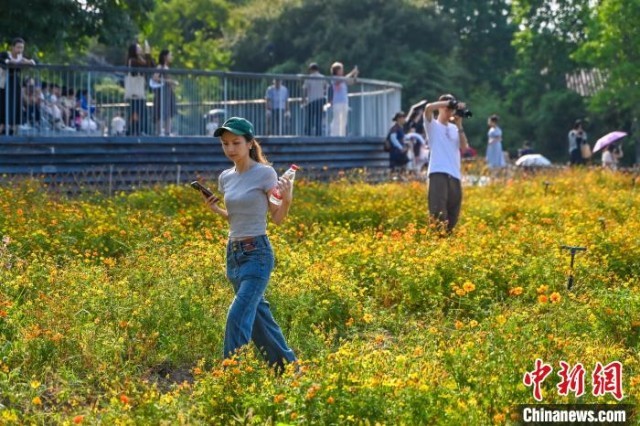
[1,64,401,138]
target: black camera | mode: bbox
[455,108,473,118]
[447,99,472,118]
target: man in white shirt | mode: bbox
[265,79,290,135]
[423,94,469,232]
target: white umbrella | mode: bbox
[515,154,552,167]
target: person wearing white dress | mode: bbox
[486,114,506,169]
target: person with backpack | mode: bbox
[387,111,410,175]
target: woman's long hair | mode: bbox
[158,49,170,67]
[248,137,269,164]
[126,44,138,63]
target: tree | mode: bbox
[230,0,461,106]
[0,0,154,61]
[146,0,236,70]
[575,0,640,117]
[434,0,517,96]
[506,0,593,160]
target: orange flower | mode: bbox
[120,394,130,405]
[509,287,523,296]
[32,396,42,405]
[327,396,335,404]
[455,288,467,297]
[538,295,548,304]
[455,320,464,330]
[221,358,238,367]
[274,394,285,404]
[73,415,84,424]
[0,310,7,318]
[549,292,561,303]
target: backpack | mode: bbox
[383,131,391,152]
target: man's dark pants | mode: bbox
[428,172,462,232]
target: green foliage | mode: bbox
[575,0,640,119]
[0,0,154,61]
[146,0,236,70]
[230,0,458,98]
[434,0,517,96]
[505,0,595,161]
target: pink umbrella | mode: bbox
[593,131,627,153]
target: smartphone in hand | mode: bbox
[190,181,219,202]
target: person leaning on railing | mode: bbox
[151,49,178,136]
[0,37,36,135]
[126,40,155,136]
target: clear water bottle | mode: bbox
[269,164,299,205]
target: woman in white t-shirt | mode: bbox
[202,116,297,373]
[602,145,623,170]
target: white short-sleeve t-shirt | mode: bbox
[425,118,461,180]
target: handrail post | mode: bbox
[360,83,365,137]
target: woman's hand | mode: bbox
[277,176,294,205]
[202,193,228,219]
[269,177,294,225]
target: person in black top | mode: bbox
[388,111,409,174]
[0,38,36,135]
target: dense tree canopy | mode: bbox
[0,0,153,61]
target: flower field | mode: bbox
[0,169,639,424]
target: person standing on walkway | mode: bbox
[265,79,290,135]
[423,94,469,233]
[125,41,154,135]
[302,62,326,136]
[328,62,358,136]
[0,37,36,135]
[203,117,297,373]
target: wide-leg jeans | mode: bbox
[224,235,296,370]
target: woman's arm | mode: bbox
[269,177,293,225]
[203,194,229,221]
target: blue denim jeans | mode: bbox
[224,235,296,371]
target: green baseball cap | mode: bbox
[213,117,255,138]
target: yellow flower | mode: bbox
[538,295,548,304]
[537,285,548,294]
[493,413,506,423]
[462,281,476,292]
[455,288,467,297]
[549,292,561,303]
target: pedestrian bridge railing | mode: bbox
[1,64,401,139]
